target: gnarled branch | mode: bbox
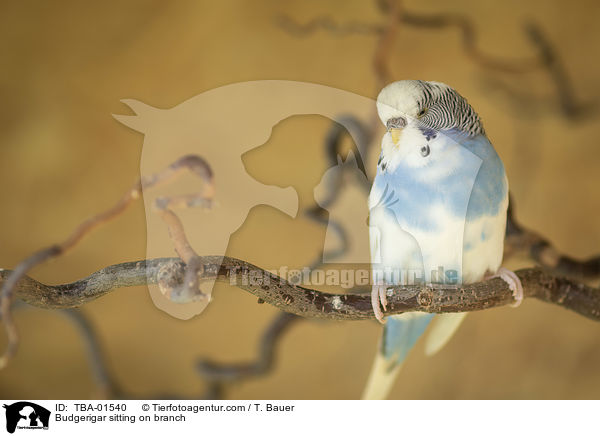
[4,257,599,322]
[279,0,592,119]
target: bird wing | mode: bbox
[424,135,508,356]
[362,313,434,400]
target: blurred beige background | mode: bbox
[1,0,599,399]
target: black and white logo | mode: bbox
[3,402,50,434]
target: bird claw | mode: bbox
[490,267,523,307]
[371,282,388,324]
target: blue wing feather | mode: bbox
[382,314,435,366]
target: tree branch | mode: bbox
[279,0,593,119]
[4,257,598,322]
[197,312,299,399]
[0,154,213,368]
[505,196,600,280]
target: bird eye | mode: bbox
[420,144,430,157]
[417,108,427,117]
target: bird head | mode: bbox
[376,80,485,170]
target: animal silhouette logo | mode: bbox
[313,150,372,264]
[114,80,375,319]
[3,402,50,433]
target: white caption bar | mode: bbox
[1,400,597,435]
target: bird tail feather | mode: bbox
[362,313,433,400]
[424,312,467,356]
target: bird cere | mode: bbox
[363,80,523,400]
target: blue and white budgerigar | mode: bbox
[363,80,523,399]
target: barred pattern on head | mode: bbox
[417,81,484,137]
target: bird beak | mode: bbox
[389,128,403,145]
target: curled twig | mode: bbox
[279,0,591,118]
[10,301,120,399]
[197,312,299,399]
[0,154,213,369]
[59,308,120,399]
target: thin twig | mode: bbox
[59,308,121,399]
[197,312,299,399]
[0,155,213,369]
[373,0,400,89]
[279,0,591,118]
[11,302,121,398]
[505,196,600,280]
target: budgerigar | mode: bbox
[363,80,523,400]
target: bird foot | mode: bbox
[488,267,523,307]
[371,281,389,324]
